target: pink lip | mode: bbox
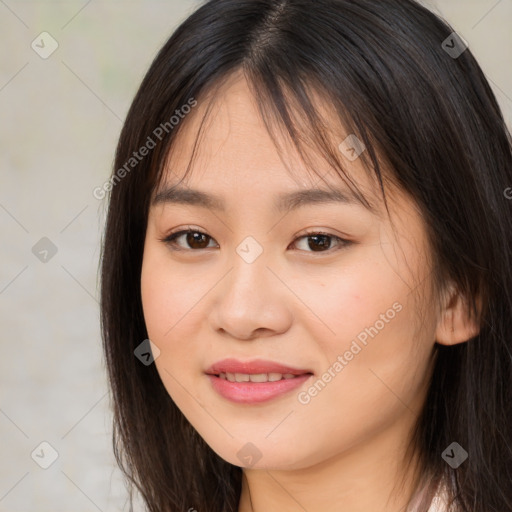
[205,358,313,404]
[205,358,313,376]
[207,374,312,403]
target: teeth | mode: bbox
[218,372,299,382]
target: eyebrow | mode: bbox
[152,185,376,214]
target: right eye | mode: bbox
[160,228,219,251]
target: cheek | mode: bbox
[140,252,197,402]
[301,255,407,345]
[303,246,434,393]
[140,244,216,401]
[141,264,172,343]
[291,262,433,459]
[140,248,207,341]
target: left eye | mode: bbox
[291,232,350,252]
[161,229,351,253]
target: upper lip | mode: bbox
[205,358,314,376]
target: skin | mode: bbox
[140,71,479,512]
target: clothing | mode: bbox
[427,493,449,512]
[426,480,459,512]
[411,481,452,512]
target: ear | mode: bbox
[435,283,481,346]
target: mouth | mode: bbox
[205,358,314,404]
[214,372,308,382]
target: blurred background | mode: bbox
[1,0,511,510]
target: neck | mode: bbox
[237,419,424,512]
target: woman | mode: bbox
[100,0,512,510]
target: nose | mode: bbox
[208,247,293,341]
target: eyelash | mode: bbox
[159,227,352,254]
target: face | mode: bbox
[140,72,439,471]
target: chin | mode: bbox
[207,439,315,471]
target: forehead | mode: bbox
[154,72,386,215]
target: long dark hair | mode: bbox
[99,0,512,510]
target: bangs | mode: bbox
[152,65,393,222]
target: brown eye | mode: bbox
[306,234,332,252]
[186,231,211,249]
[162,230,217,250]
[291,232,351,253]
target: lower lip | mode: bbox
[206,374,312,404]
